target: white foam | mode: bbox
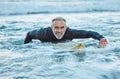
[0,52,24,58]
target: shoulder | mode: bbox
[40,27,51,31]
[36,27,51,32]
[29,27,51,34]
[66,27,85,32]
[66,27,81,31]
[38,27,53,35]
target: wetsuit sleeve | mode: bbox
[71,29,104,40]
[24,30,39,44]
[87,31,104,40]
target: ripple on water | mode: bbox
[35,66,74,78]
[0,12,120,79]
[0,25,7,29]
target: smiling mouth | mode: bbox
[53,32,64,39]
[52,28,66,39]
[56,33,62,37]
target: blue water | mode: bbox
[0,1,120,79]
[0,1,120,15]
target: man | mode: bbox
[24,17,108,48]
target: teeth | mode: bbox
[57,33,61,36]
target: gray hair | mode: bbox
[52,17,66,23]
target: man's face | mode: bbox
[52,20,66,39]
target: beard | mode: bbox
[52,30,66,39]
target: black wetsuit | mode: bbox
[24,27,104,44]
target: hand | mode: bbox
[99,38,108,48]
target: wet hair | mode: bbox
[52,17,66,23]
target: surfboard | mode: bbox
[70,43,85,50]
[54,42,85,57]
[52,42,86,62]
[70,43,85,59]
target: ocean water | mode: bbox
[0,1,120,79]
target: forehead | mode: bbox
[52,20,66,25]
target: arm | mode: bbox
[87,31,104,40]
[88,31,108,47]
[70,29,104,40]
[70,29,108,47]
[24,32,32,44]
[24,30,39,44]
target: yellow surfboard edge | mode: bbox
[70,43,85,61]
[70,43,85,50]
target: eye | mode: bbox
[61,26,65,29]
[54,26,59,29]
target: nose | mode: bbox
[57,28,62,32]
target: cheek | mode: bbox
[53,28,58,32]
[62,28,66,32]
[63,29,66,31]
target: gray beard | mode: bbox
[52,30,66,40]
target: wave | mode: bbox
[0,1,120,15]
